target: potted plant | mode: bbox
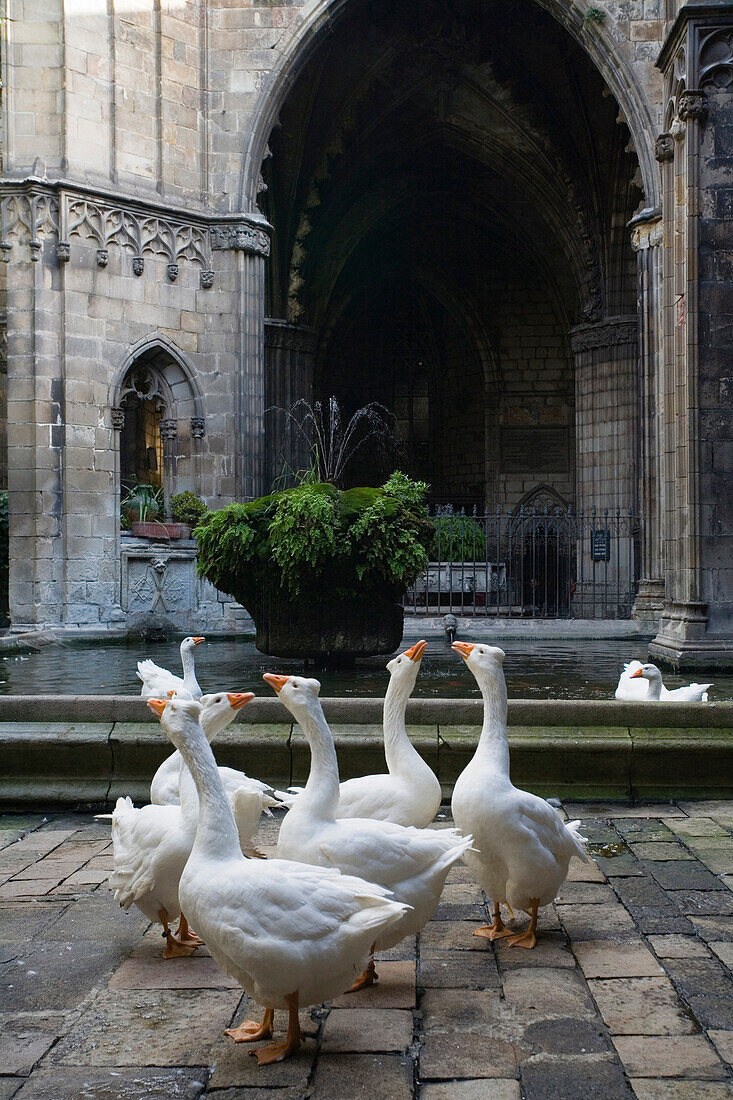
[121,483,165,538]
[194,471,434,660]
[168,491,208,540]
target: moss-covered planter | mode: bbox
[194,474,433,661]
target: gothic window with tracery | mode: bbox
[118,366,167,491]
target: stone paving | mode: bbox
[0,802,731,1099]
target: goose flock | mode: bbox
[100,636,712,1065]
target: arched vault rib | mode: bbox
[240,0,658,212]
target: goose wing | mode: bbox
[320,822,468,888]
[510,789,590,864]
[107,799,181,908]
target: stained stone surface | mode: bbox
[0,803,730,1098]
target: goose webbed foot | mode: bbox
[176,913,203,946]
[473,901,513,941]
[346,948,378,993]
[251,992,301,1065]
[506,897,539,950]
[158,907,198,959]
[226,1008,274,1043]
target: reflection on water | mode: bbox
[0,636,730,700]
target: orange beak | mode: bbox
[147,698,167,718]
[192,637,204,645]
[403,640,427,662]
[227,691,255,710]
[452,641,475,660]
[263,673,289,693]
[167,689,176,698]
[629,668,643,678]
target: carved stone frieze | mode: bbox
[570,316,638,354]
[0,189,59,259]
[655,133,675,162]
[264,320,317,354]
[210,223,271,256]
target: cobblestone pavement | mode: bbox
[0,802,732,1099]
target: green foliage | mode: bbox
[195,472,434,605]
[431,514,486,561]
[170,491,208,526]
[382,470,430,506]
[583,6,606,27]
[121,482,163,524]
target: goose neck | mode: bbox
[175,717,242,862]
[293,702,340,820]
[383,676,416,773]
[180,647,200,691]
[645,670,662,699]
[474,668,510,775]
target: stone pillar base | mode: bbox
[649,600,733,671]
[632,578,666,630]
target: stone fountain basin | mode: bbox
[0,697,731,809]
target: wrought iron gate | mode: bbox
[404,507,638,619]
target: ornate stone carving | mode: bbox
[190,416,205,439]
[56,241,71,262]
[655,133,675,162]
[119,365,168,414]
[167,262,178,282]
[678,89,708,124]
[264,321,317,354]
[0,190,59,259]
[160,418,178,442]
[110,406,125,430]
[570,317,638,354]
[200,269,214,289]
[210,223,270,256]
[96,248,108,267]
[126,554,193,613]
[699,27,733,90]
[132,256,144,276]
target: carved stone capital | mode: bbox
[110,406,125,430]
[96,248,108,267]
[190,416,205,439]
[159,418,178,442]
[678,89,708,124]
[570,316,638,355]
[56,241,71,262]
[655,133,675,162]
[200,269,214,289]
[132,256,144,276]
[166,262,178,282]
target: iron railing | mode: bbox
[404,506,639,619]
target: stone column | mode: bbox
[651,3,733,669]
[630,210,666,627]
[264,319,317,487]
[1,186,64,629]
[212,217,271,502]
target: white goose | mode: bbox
[103,711,202,958]
[614,660,650,700]
[266,672,472,990]
[285,641,441,827]
[150,691,283,852]
[137,636,205,699]
[335,640,441,826]
[629,662,712,702]
[160,695,409,1065]
[451,641,589,949]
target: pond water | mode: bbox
[1,636,731,700]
